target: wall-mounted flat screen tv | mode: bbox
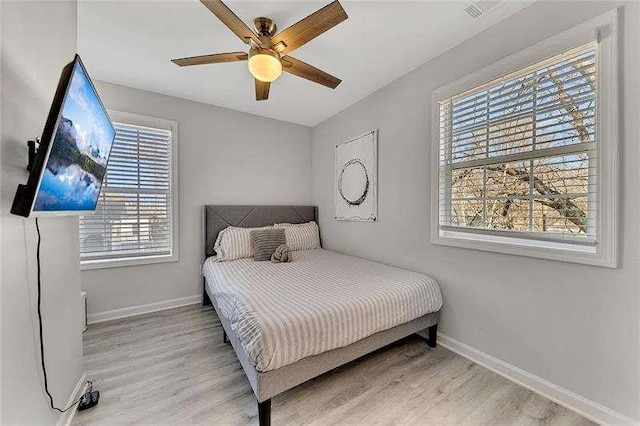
[11,54,115,217]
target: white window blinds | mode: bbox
[437,42,598,245]
[80,122,173,262]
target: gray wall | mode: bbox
[311,1,639,420]
[81,82,312,316]
[0,1,84,424]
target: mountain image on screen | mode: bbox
[33,62,115,211]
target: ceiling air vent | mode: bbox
[464,1,503,19]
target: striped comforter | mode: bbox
[202,249,442,372]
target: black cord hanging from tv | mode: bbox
[35,218,90,413]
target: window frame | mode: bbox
[430,10,618,268]
[80,110,179,270]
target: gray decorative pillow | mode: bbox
[251,228,286,261]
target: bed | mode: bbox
[201,205,442,425]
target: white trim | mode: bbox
[86,295,200,324]
[434,228,615,267]
[430,9,619,268]
[80,253,178,270]
[437,333,637,426]
[80,110,180,270]
[56,373,88,426]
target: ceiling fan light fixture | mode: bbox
[248,48,282,82]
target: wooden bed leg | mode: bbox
[427,324,438,348]
[258,399,271,426]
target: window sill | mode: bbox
[80,253,179,271]
[432,229,616,268]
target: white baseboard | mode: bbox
[437,333,637,426]
[87,295,201,324]
[57,373,88,426]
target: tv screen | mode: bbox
[11,55,115,217]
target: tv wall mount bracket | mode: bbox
[27,138,40,172]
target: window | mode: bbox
[80,112,178,269]
[431,11,618,267]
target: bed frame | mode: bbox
[202,205,440,426]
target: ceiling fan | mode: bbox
[171,0,348,101]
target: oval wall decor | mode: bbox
[335,130,377,221]
[337,159,369,206]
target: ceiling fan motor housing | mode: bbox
[253,17,277,37]
[249,48,280,61]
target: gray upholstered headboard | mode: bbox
[203,205,318,257]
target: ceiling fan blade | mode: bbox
[171,52,248,66]
[281,56,341,89]
[200,0,261,45]
[255,79,270,101]
[271,1,347,55]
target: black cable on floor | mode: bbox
[35,217,90,413]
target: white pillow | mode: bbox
[274,221,321,251]
[214,225,271,261]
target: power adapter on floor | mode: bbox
[78,383,100,411]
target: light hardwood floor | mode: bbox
[75,305,592,425]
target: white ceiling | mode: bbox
[79,1,531,127]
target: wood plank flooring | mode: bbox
[74,305,592,425]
